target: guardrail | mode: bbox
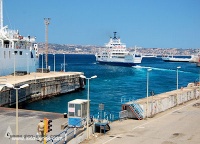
[93,111,115,123]
[47,118,86,144]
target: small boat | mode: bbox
[95,32,142,67]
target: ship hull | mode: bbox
[97,60,139,67]
[0,47,39,76]
[162,57,191,62]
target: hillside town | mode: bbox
[38,43,200,56]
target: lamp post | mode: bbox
[146,68,152,118]
[53,53,55,73]
[41,53,43,74]
[63,53,65,72]
[177,66,181,90]
[5,83,29,144]
[80,75,97,139]
[26,53,29,74]
[13,52,16,80]
[44,18,50,69]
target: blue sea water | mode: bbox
[24,54,200,119]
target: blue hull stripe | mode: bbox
[97,61,139,67]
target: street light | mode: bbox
[26,53,29,74]
[5,83,29,144]
[177,66,181,90]
[53,53,56,73]
[13,52,16,80]
[146,68,152,118]
[80,75,97,139]
[41,53,43,74]
[63,53,66,72]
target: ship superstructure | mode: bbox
[0,0,39,76]
[95,32,142,66]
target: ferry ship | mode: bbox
[162,55,196,62]
[95,32,142,66]
[0,0,39,76]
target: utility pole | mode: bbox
[44,18,50,69]
[0,0,3,29]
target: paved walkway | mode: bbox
[81,98,200,144]
[0,71,82,85]
[0,107,67,144]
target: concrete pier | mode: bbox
[0,72,85,107]
[123,83,199,119]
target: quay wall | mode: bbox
[125,83,200,119]
[0,72,85,107]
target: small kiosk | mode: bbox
[68,99,88,127]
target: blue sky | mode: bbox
[4,0,200,48]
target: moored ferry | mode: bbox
[95,32,142,66]
[0,0,39,76]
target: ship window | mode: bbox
[69,104,74,108]
[4,51,6,58]
[31,52,33,58]
[14,51,18,55]
[4,41,10,48]
[69,112,74,116]
[75,104,81,117]
[20,51,22,55]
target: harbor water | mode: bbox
[24,54,200,119]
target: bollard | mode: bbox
[51,139,54,144]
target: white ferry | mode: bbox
[162,55,195,62]
[0,0,39,76]
[95,32,142,66]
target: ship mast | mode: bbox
[113,32,117,39]
[0,0,3,29]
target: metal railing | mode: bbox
[47,118,86,144]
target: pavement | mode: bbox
[81,98,200,144]
[0,107,68,144]
[0,71,82,85]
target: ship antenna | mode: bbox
[0,0,3,29]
